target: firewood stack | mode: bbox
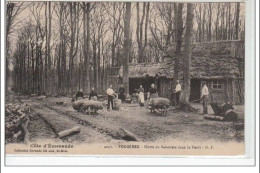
[5,103,30,143]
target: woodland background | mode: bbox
[6,2,245,97]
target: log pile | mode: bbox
[72,99,104,114]
[5,103,30,143]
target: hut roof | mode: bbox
[119,62,174,79]
[119,55,240,79]
[119,41,243,79]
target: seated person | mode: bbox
[75,89,84,100]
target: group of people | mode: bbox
[74,80,209,114]
[74,85,116,110]
[74,87,99,101]
[170,80,209,114]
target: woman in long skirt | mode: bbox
[138,85,145,107]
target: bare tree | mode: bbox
[173,3,183,84]
[182,3,194,103]
[6,2,28,89]
[82,2,91,93]
[235,2,240,40]
[123,2,131,94]
[207,3,212,41]
[68,2,81,93]
[136,2,150,63]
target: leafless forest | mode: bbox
[6,2,244,96]
[5,2,245,146]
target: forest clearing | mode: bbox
[5,93,244,144]
[5,1,245,148]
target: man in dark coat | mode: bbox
[118,84,126,103]
[75,89,84,100]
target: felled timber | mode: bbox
[58,126,81,138]
[204,114,224,121]
[118,128,140,141]
[223,109,238,121]
[209,102,237,121]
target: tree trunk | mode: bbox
[215,4,220,41]
[207,3,212,41]
[123,2,131,95]
[235,2,240,40]
[173,3,183,85]
[83,2,91,93]
[202,4,206,42]
[182,3,194,103]
[47,2,52,94]
[137,2,145,63]
[136,2,140,57]
[45,2,48,93]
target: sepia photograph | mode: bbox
[4,0,247,158]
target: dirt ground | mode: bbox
[20,96,244,144]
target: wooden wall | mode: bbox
[158,78,172,99]
[158,78,244,105]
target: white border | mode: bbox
[1,0,257,167]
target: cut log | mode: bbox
[118,128,140,141]
[13,130,22,139]
[37,95,46,100]
[19,113,26,120]
[223,109,238,121]
[210,102,234,116]
[58,126,81,138]
[204,114,224,121]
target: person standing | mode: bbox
[173,80,181,106]
[89,87,99,101]
[138,85,145,107]
[118,84,126,103]
[201,83,209,114]
[107,85,115,110]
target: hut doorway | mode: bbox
[129,77,156,95]
[190,79,201,102]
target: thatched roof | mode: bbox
[190,55,240,79]
[119,62,174,79]
[119,41,243,79]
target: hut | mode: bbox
[117,40,244,104]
